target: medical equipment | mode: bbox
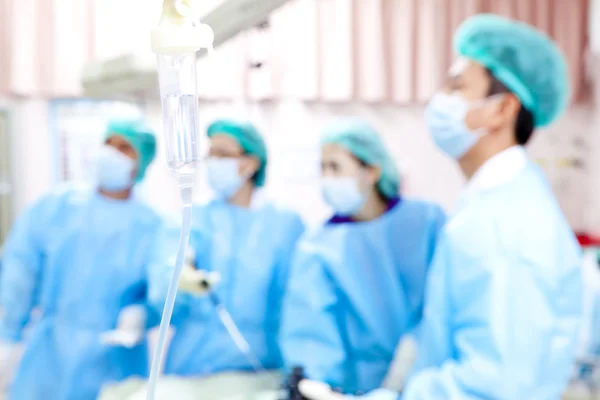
[297,383,399,400]
[381,335,418,393]
[279,366,344,400]
[98,371,283,400]
[82,0,294,98]
[197,275,266,372]
[284,367,308,400]
[573,356,600,398]
[178,245,265,372]
[148,2,214,399]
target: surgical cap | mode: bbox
[321,120,400,199]
[454,14,569,128]
[207,119,268,187]
[105,120,157,181]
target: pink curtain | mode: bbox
[0,0,587,101]
[198,0,589,103]
[588,52,600,236]
[0,0,95,97]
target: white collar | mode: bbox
[463,145,528,200]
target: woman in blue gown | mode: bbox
[280,119,446,395]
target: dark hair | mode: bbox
[486,69,535,145]
[348,154,390,201]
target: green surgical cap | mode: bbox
[454,14,570,128]
[105,120,157,182]
[321,119,400,199]
[207,119,268,187]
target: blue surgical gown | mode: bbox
[280,199,447,395]
[584,283,600,359]
[148,199,305,375]
[402,163,583,399]
[0,184,162,400]
[577,252,600,374]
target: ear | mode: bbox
[240,156,260,178]
[366,165,382,186]
[487,94,521,132]
[130,165,139,181]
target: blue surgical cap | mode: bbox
[105,120,157,182]
[321,119,400,200]
[454,14,570,128]
[207,119,268,187]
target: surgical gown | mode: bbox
[148,199,305,375]
[576,250,600,370]
[280,199,446,395]
[583,280,600,361]
[0,184,162,400]
[402,162,582,399]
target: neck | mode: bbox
[459,131,516,180]
[228,182,254,208]
[352,191,388,222]
[99,188,132,201]
[459,152,490,180]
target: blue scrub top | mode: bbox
[402,163,582,399]
[148,199,305,376]
[0,184,162,400]
[281,198,446,394]
[328,197,401,225]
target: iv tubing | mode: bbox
[147,185,193,400]
[148,2,213,398]
[208,292,265,371]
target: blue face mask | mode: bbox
[206,157,249,199]
[425,92,484,159]
[321,176,367,216]
[95,145,135,192]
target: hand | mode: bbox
[178,265,220,296]
[100,305,147,348]
[299,381,399,400]
[298,380,343,400]
[101,329,144,349]
[0,342,19,392]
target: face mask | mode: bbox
[206,157,248,199]
[95,145,135,192]
[425,92,493,159]
[321,176,367,217]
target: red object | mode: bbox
[576,233,600,247]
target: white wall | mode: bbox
[586,53,600,238]
[93,0,162,60]
[591,0,600,54]
[2,98,53,215]
[586,1,600,236]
